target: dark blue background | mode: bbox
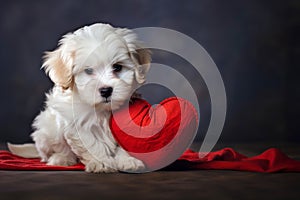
[0,0,299,144]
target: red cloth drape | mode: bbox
[1,148,299,173]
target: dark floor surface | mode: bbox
[1,143,300,200]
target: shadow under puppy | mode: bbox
[9,23,151,173]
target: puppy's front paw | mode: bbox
[116,156,146,173]
[47,153,77,166]
[85,158,117,173]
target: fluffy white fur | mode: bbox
[29,23,151,173]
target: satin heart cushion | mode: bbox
[110,97,198,172]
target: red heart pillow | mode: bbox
[110,97,198,172]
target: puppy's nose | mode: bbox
[100,87,113,98]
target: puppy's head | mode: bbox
[43,23,151,110]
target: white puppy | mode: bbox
[11,23,151,173]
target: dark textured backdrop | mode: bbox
[0,0,299,144]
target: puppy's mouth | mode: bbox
[102,98,111,104]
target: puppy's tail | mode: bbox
[7,143,40,158]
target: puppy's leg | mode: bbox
[32,110,77,166]
[84,157,117,173]
[64,129,117,173]
[115,147,146,173]
[33,129,77,166]
[31,130,51,162]
[47,146,77,166]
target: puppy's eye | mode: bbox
[84,68,94,75]
[112,64,123,73]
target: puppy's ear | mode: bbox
[42,34,75,89]
[132,48,151,84]
[115,28,151,84]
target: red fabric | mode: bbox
[0,150,84,171]
[1,148,300,172]
[172,148,300,172]
[1,97,299,172]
